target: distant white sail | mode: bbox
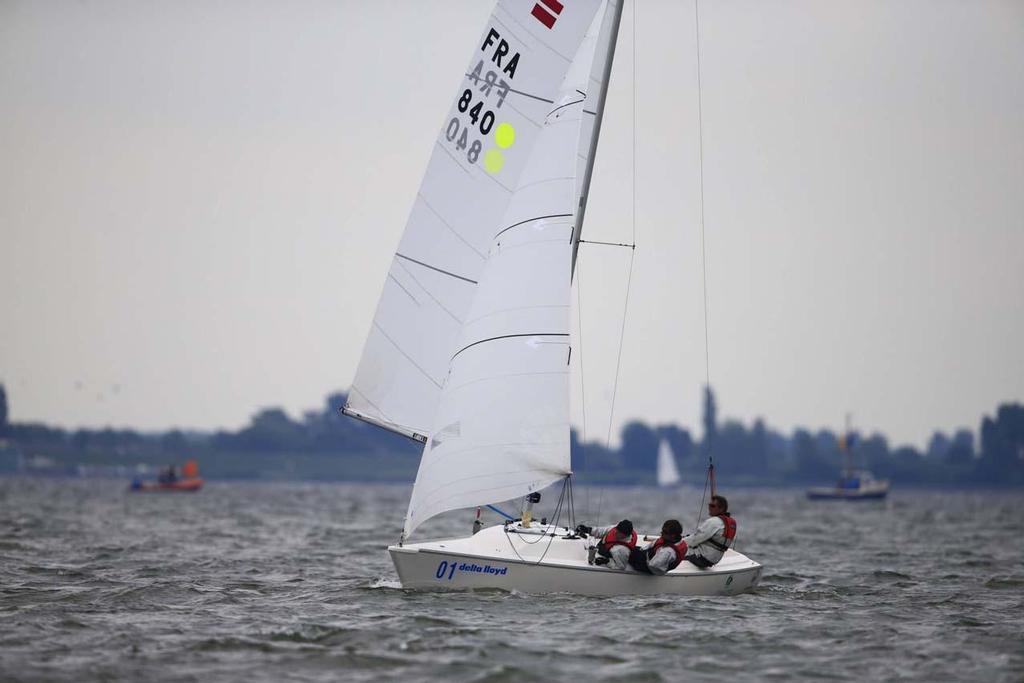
[657,438,682,487]
[345,0,604,443]
[403,4,611,538]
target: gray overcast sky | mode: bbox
[1,0,1022,449]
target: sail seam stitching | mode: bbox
[394,261,463,324]
[465,303,568,327]
[418,192,487,260]
[371,321,443,389]
[386,272,420,306]
[434,139,474,177]
[444,369,568,394]
[347,386,394,423]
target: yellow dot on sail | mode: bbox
[484,149,504,174]
[494,123,516,149]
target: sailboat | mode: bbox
[806,416,889,500]
[656,438,682,487]
[343,0,761,595]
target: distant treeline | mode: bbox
[0,384,1021,486]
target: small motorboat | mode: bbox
[806,470,889,500]
[129,459,203,493]
[807,416,889,500]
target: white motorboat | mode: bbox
[342,0,763,594]
[807,469,890,500]
[807,416,890,500]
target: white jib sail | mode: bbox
[403,5,612,538]
[345,0,603,442]
[657,438,682,487]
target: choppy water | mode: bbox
[1,478,1022,682]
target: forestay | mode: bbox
[404,4,617,538]
[345,0,604,442]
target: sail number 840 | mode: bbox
[446,88,496,165]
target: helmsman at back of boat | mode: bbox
[681,495,737,568]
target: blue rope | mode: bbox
[486,504,515,521]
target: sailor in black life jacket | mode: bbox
[575,520,636,570]
[680,494,737,568]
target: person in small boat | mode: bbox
[576,519,636,569]
[628,519,688,575]
[680,494,737,569]
[158,465,178,484]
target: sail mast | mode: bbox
[570,0,625,277]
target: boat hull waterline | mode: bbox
[129,478,204,493]
[806,475,889,500]
[388,524,762,596]
[806,486,888,500]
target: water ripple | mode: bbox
[0,479,1021,682]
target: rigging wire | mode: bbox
[567,475,576,529]
[502,477,570,565]
[688,1,724,535]
[604,252,635,452]
[578,238,634,248]
[575,267,589,518]
[695,460,711,528]
[576,269,587,445]
[694,0,712,396]
[603,0,639,457]
[596,0,640,524]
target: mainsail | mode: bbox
[345,0,605,442]
[344,0,624,537]
[403,3,622,538]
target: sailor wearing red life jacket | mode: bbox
[596,519,637,569]
[628,519,688,575]
[574,520,636,569]
[680,494,737,568]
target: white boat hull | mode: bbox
[807,475,890,500]
[389,523,763,596]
